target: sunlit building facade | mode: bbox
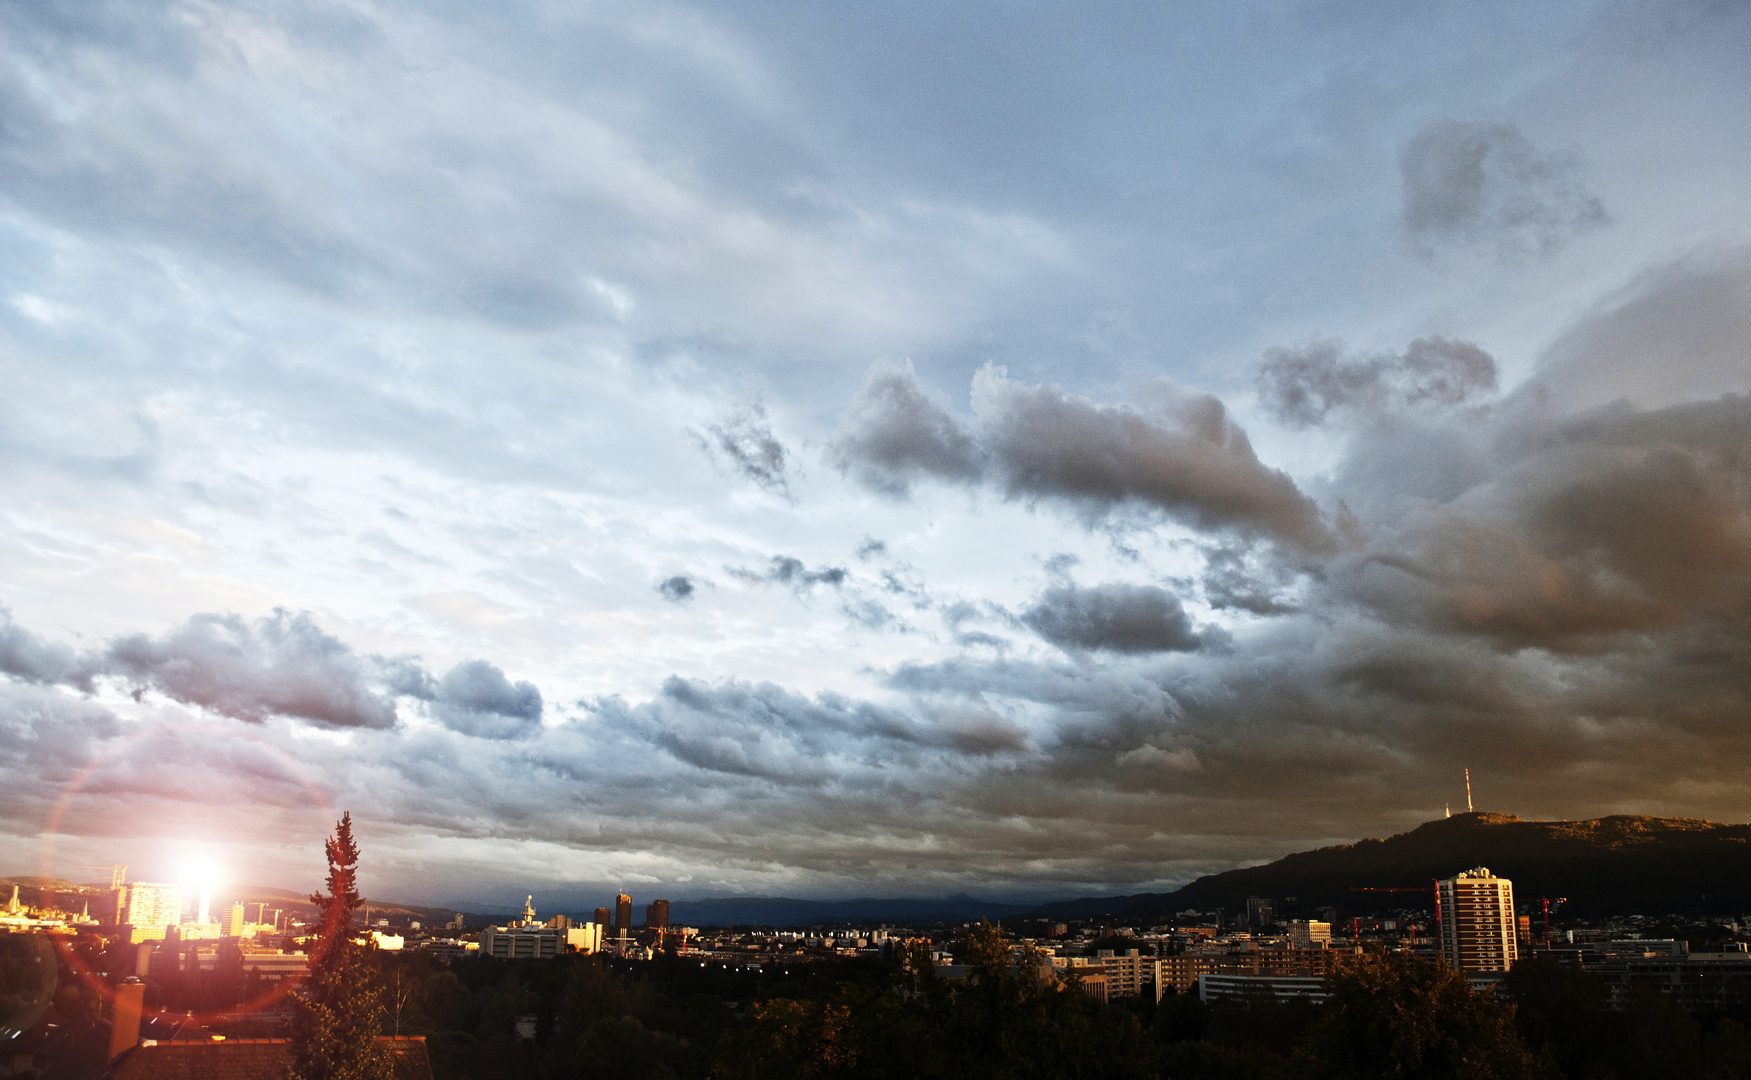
[1437,867,1518,973]
[124,883,182,934]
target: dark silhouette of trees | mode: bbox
[1291,950,1541,1080]
[288,812,390,1080]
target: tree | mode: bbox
[289,812,391,1080]
[1292,950,1543,1080]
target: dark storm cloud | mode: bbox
[832,365,1334,552]
[656,575,696,602]
[429,660,544,740]
[103,610,402,729]
[1363,394,1751,653]
[591,674,1028,788]
[1400,119,1608,259]
[699,403,793,496]
[1023,583,1204,654]
[1257,337,1499,428]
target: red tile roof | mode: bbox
[112,1037,433,1080]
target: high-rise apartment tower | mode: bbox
[646,899,670,929]
[1437,867,1518,973]
[123,883,182,931]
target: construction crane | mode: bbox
[1524,896,1567,951]
[74,864,127,890]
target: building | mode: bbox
[1198,973,1329,1004]
[1095,950,1152,999]
[1246,898,1274,928]
[646,899,670,929]
[1156,955,1219,997]
[229,903,246,937]
[1288,920,1331,948]
[615,894,632,936]
[123,882,182,942]
[594,907,612,929]
[479,924,603,959]
[1437,867,1518,973]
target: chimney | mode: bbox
[109,978,145,1062]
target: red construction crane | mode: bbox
[1523,897,1566,951]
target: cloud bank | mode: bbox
[832,364,1334,552]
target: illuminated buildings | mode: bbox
[615,894,632,937]
[646,899,669,930]
[228,903,245,937]
[480,922,602,958]
[1288,920,1331,948]
[123,882,182,941]
[1437,867,1518,973]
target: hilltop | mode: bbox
[1033,813,1751,921]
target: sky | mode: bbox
[2,0,1750,911]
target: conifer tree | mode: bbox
[289,812,391,1080]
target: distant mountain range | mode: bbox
[656,894,1032,928]
[1029,813,1751,921]
[14,813,1751,928]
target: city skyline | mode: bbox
[2,1,1750,906]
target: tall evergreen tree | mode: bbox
[289,812,391,1080]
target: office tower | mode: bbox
[646,899,670,930]
[124,883,183,930]
[1288,920,1331,948]
[1245,897,1274,929]
[197,883,211,925]
[615,894,632,936]
[228,903,245,937]
[594,907,611,928]
[1437,867,1518,973]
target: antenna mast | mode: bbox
[1465,768,1474,813]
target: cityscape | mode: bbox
[11,812,1751,1077]
[3,0,1750,1077]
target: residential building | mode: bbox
[1437,867,1518,973]
[646,899,670,929]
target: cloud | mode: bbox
[1514,248,1751,417]
[731,555,848,591]
[0,605,93,690]
[828,362,984,495]
[1022,583,1204,654]
[1400,119,1608,259]
[429,660,544,740]
[1256,336,1498,428]
[1364,394,1751,653]
[656,575,696,602]
[832,364,1334,552]
[103,610,401,729]
[699,402,793,496]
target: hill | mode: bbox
[1029,813,1751,921]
